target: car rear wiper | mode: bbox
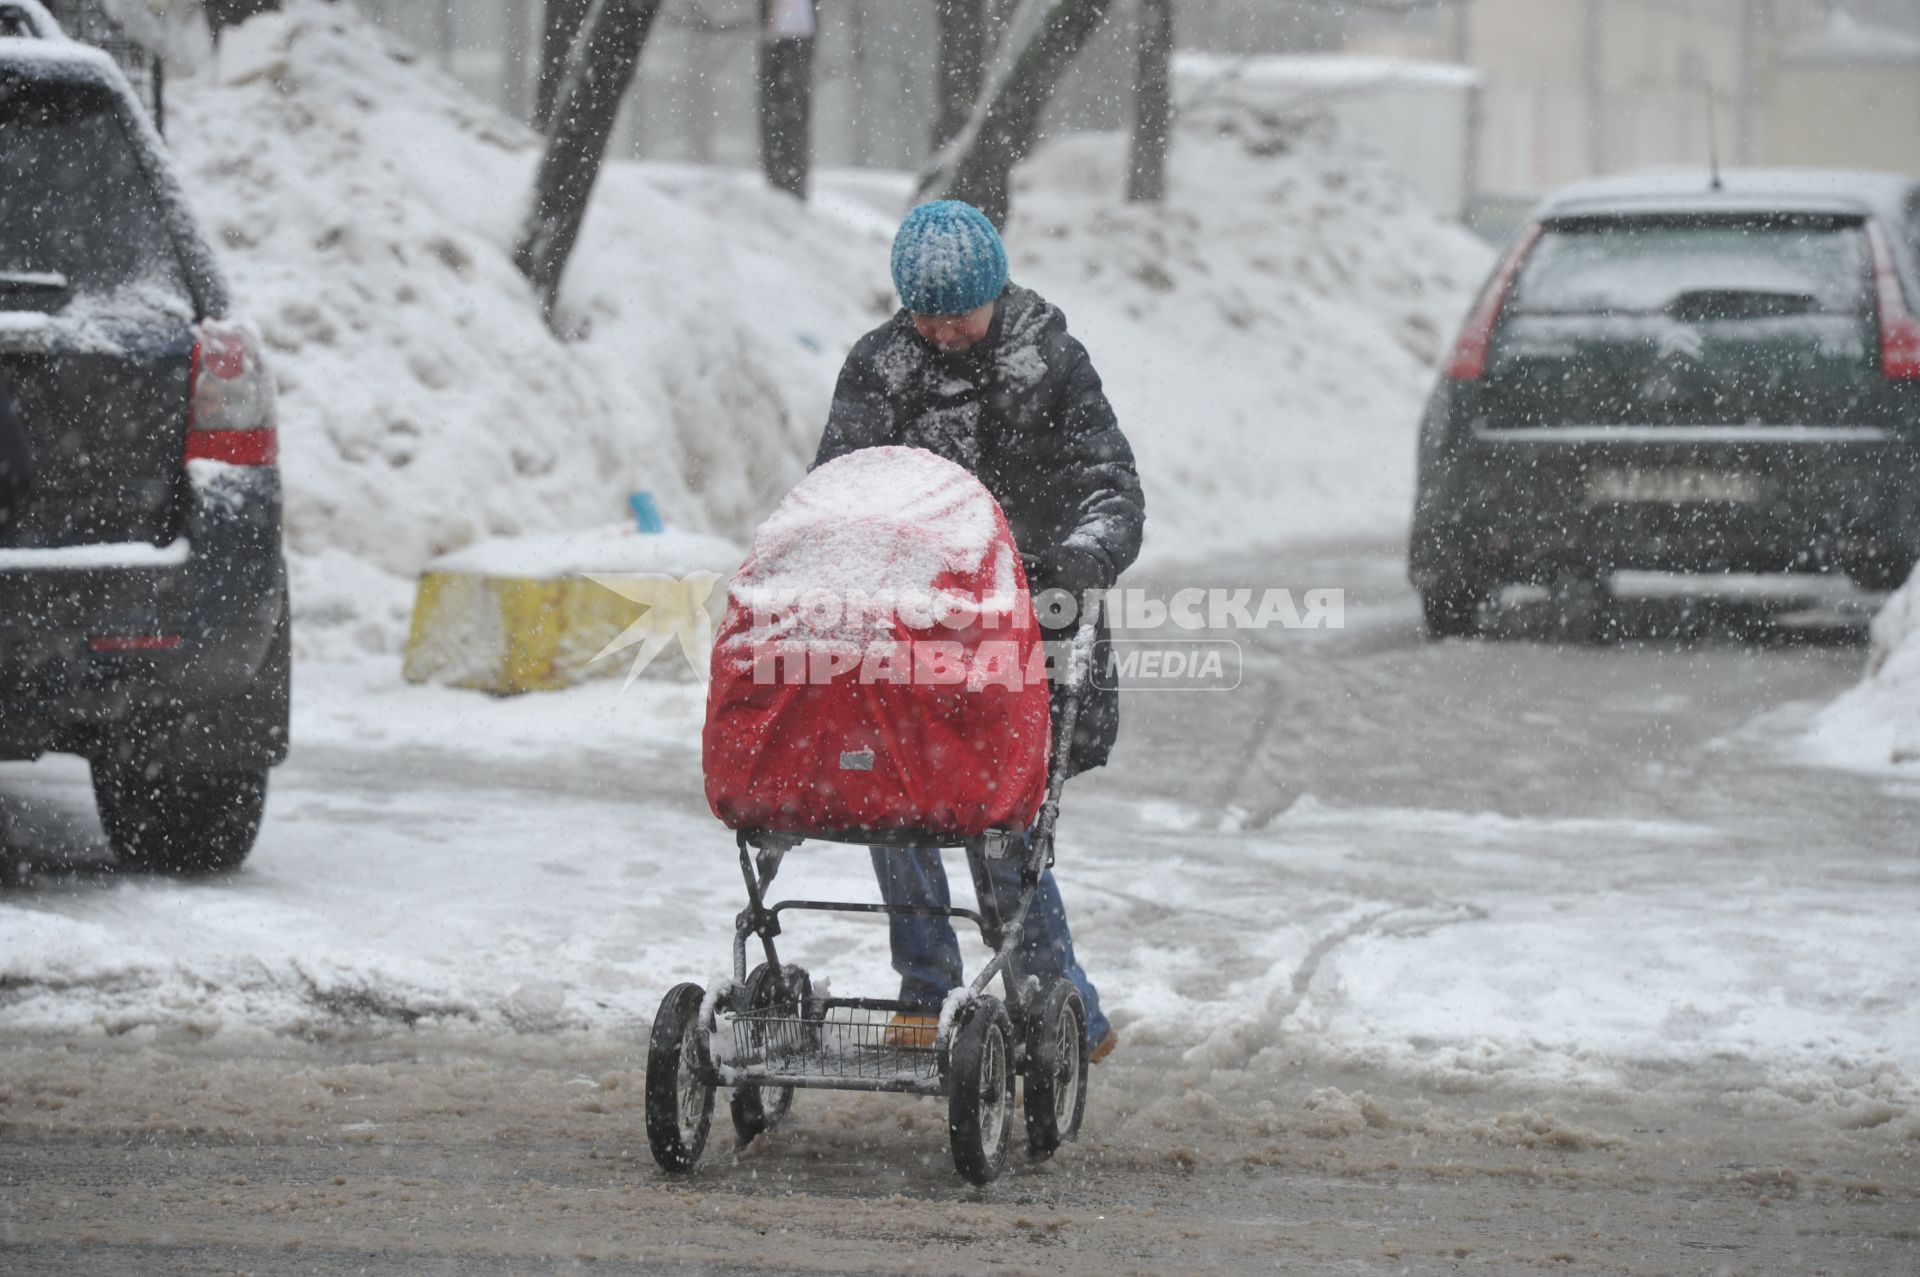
[1663,288,1819,321]
[0,270,69,292]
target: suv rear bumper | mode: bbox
[0,461,288,766]
[1409,420,1920,588]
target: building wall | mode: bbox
[1765,63,1920,174]
[1347,0,1903,202]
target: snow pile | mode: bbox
[163,2,884,656]
[1804,574,1920,772]
[1005,95,1492,563]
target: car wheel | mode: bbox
[91,760,268,874]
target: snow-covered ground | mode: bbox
[5,572,1916,1144]
[1,665,715,1036]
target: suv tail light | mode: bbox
[1445,223,1544,382]
[186,319,278,465]
[1867,222,1920,381]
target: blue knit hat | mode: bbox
[890,201,1008,316]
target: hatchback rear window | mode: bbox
[1508,218,1870,319]
[0,73,187,305]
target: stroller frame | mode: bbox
[645,603,1101,1184]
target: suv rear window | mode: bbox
[0,72,187,308]
[1509,217,1869,319]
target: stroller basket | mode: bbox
[727,1005,941,1087]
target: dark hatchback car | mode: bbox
[0,5,287,871]
[1410,169,1920,638]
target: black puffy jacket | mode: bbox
[813,284,1146,773]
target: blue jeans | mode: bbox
[868,845,1111,1049]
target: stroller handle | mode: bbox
[1030,592,1101,861]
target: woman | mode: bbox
[813,200,1146,1061]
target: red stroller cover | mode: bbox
[704,447,1051,835]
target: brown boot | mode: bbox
[1089,1027,1118,1064]
[883,1012,939,1049]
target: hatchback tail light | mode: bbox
[186,319,278,465]
[1867,222,1920,381]
[1445,223,1544,382]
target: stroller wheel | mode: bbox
[1022,980,1089,1161]
[947,995,1014,1185]
[645,983,714,1173]
[730,962,813,1145]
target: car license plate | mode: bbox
[1586,467,1762,505]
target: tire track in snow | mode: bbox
[1187,900,1486,1072]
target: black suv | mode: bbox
[0,4,287,871]
[1410,169,1920,637]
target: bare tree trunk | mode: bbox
[920,0,1116,229]
[758,0,819,199]
[517,0,665,318]
[1126,0,1172,203]
[535,0,594,132]
[932,0,988,154]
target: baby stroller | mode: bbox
[644,447,1097,1185]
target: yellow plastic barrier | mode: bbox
[401,528,737,695]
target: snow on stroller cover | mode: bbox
[703,446,1051,836]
